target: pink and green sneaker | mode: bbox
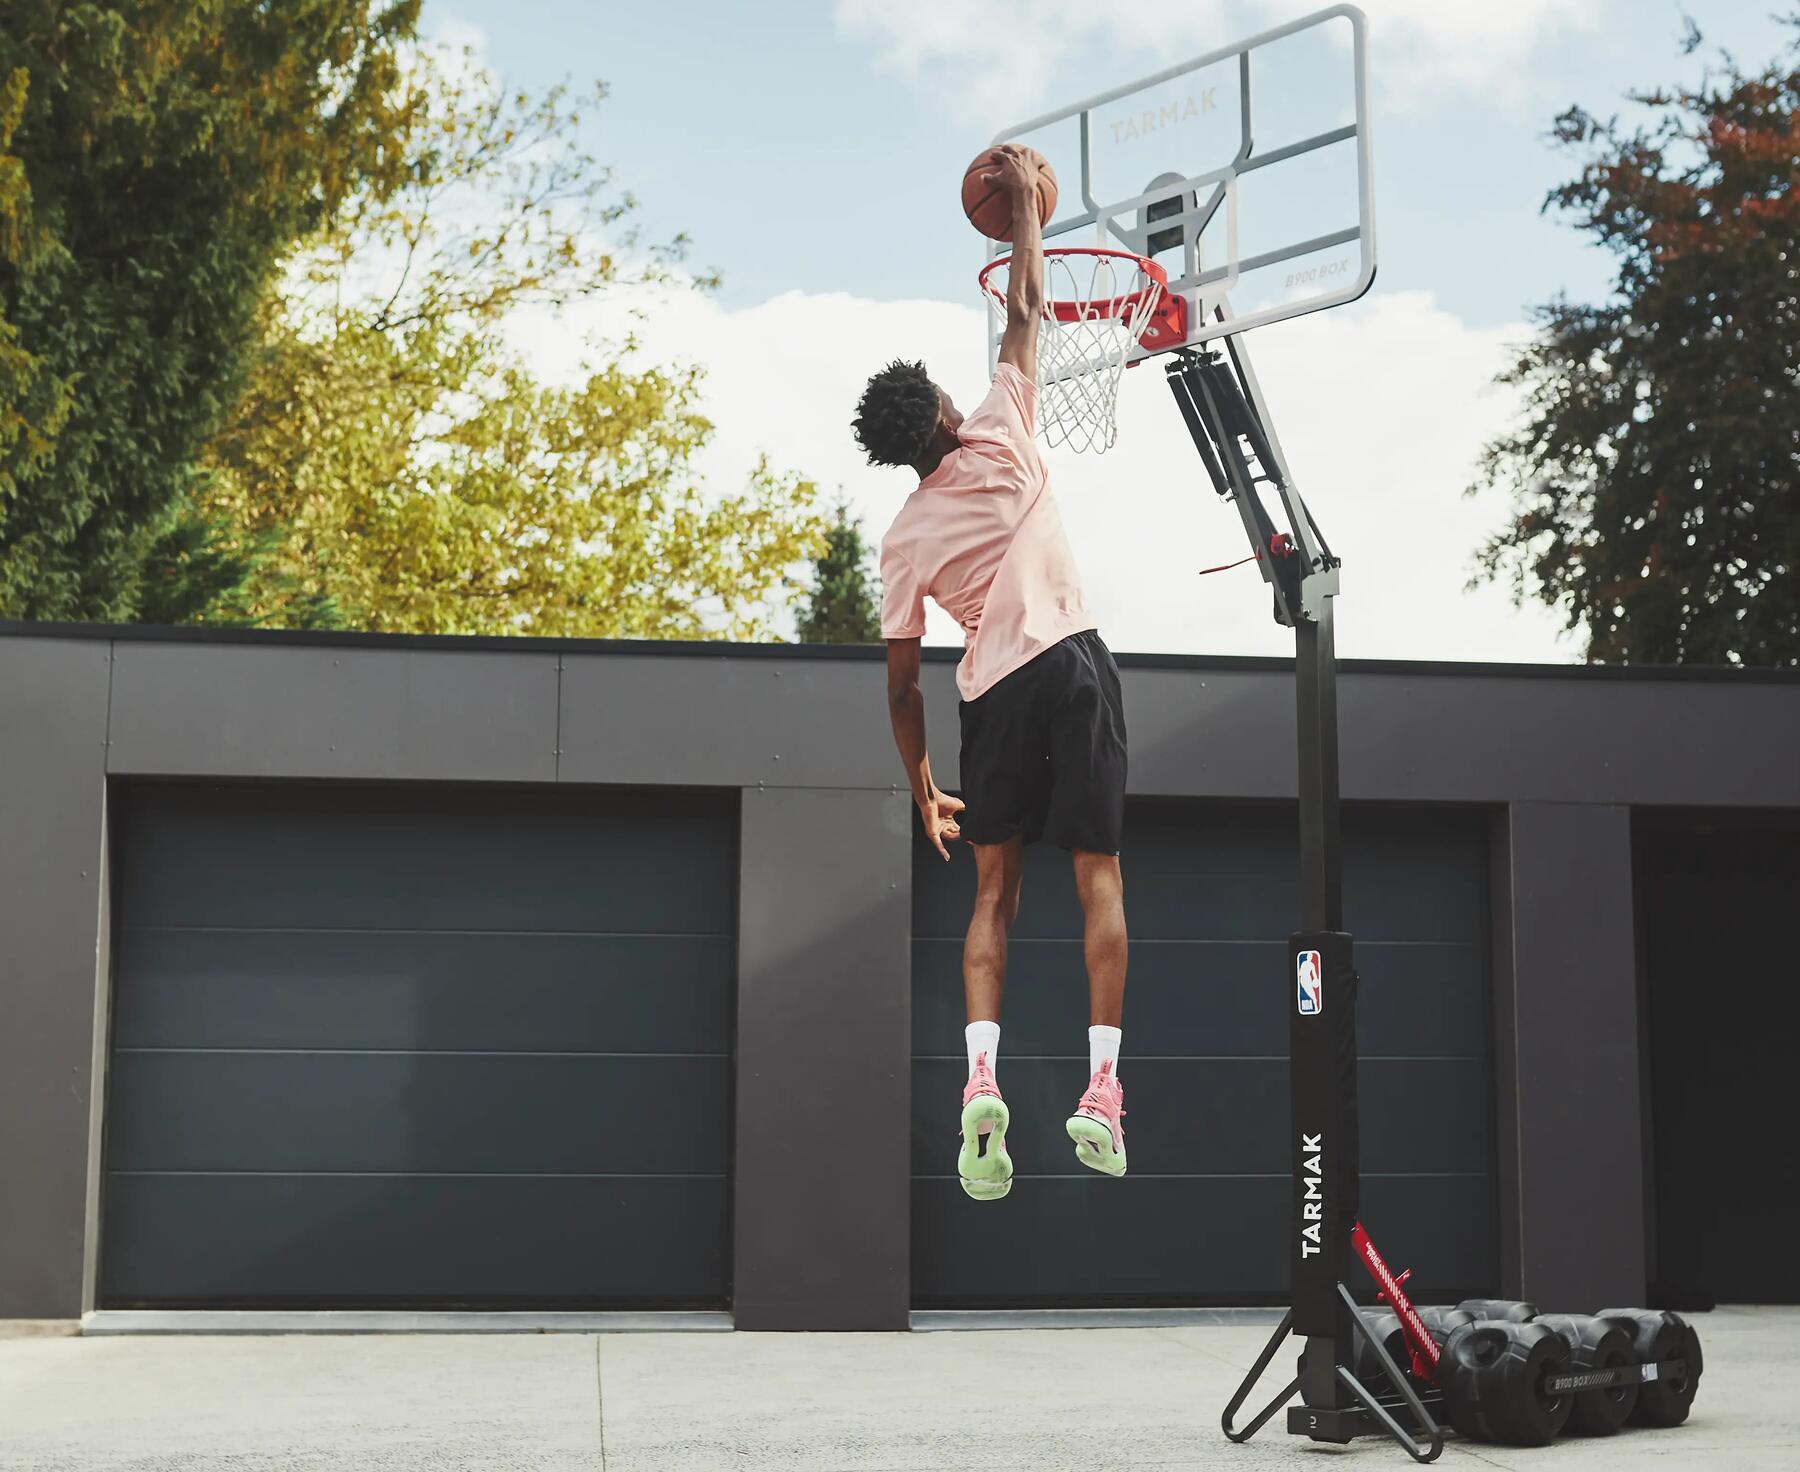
[1066,1059,1127,1177]
[958,1051,1012,1201]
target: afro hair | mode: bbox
[852,359,940,469]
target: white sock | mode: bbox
[1089,1025,1122,1077]
[965,1020,1001,1078]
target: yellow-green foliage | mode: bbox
[190,50,828,637]
[0,1,422,620]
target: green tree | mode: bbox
[796,503,881,644]
[186,51,827,638]
[1470,20,1799,665]
[0,67,74,531]
[0,2,422,622]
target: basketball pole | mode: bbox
[1167,342,1445,1463]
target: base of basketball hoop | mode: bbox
[1137,293,1188,355]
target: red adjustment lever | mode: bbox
[1197,532,1299,579]
[1352,1222,1442,1383]
[1375,1267,1412,1305]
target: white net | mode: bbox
[982,249,1165,454]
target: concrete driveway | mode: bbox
[1,1308,1793,1471]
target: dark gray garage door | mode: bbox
[912,801,1495,1307]
[102,782,734,1309]
[1639,814,1800,1308]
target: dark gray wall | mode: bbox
[106,641,558,782]
[1097,662,1800,808]
[735,787,913,1330]
[1493,803,1645,1310]
[2,624,1797,1323]
[0,638,110,1319]
[65,631,1800,808]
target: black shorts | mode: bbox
[958,629,1128,854]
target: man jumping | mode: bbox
[851,143,1129,1203]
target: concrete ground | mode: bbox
[0,1307,1793,1471]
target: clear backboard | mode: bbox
[984,4,1375,365]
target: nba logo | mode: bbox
[1296,950,1323,1015]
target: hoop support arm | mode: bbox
[1163,338,1339,628]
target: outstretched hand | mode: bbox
[919,789,966,861]
[980,143,1038,198]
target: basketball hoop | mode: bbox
[979,248,1183,453]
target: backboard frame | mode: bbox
[985,3,1376,361]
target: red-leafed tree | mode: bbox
[1472,19,1799,665]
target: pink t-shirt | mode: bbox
[879,363,1095,702]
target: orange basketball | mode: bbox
[962,147,1057,243]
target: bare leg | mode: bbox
[1073,849,1127,1028]
[965,837,1024,1023]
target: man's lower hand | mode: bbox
[920,789,965,861]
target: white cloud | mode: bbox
[421,12,490,57]
[833,0,1079,125]
[835,0,1606,125]
[508,279,1576,664]
[1304,0,1607,108]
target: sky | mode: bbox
[429,0,1792,663]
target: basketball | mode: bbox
[962,147,1057,242]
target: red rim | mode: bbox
[979,247,1169,324]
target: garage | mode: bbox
[8,628,1791,1328]
[911,800,1496,1307]
[100,781,735,1309]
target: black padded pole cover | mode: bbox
[1290,930,1359,1337]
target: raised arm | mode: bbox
[986,145,1044,382]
